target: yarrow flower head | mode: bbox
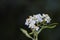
[25,13,51,31]
[20,12,58,40]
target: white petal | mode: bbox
[42,14,46,17]
[25,19,29,25]
[38,17,43,22]
[25,22,29,25]
[31,20,36,24]
[42,14,49,18]
[45,17,51,23]
[33,14,43,22]
[29,23,35,28]
[35,27,39,31]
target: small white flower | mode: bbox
[29,23,35,28]
[31,20,36,24]
[42,14,51,23]
[25,19,29,25]
[25,16,35,25]
[42,14,47,18]
[35,26,39,31]
[29,23,39,31]
[33,14,43,23]
[45,17,51,23]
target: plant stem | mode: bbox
[36,34,38,40]
[38,27,43,34]
[33,31,38,40]
[34,33,35,40]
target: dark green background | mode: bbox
[0,0,60,40]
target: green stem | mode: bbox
[34,33,35,40]
[36,34,38,40]
[34,31,38,40]
[38,28,43,34]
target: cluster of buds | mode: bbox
[25,14,51,31]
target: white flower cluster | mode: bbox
[25,14,51,31]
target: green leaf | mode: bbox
[37,23,58,34]
[46,23,58,29]
[46,25,56,28]
[42,23,58,29]
[20,28,33,39]
[49,23,58,26]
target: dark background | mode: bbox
[0,0,60,40]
